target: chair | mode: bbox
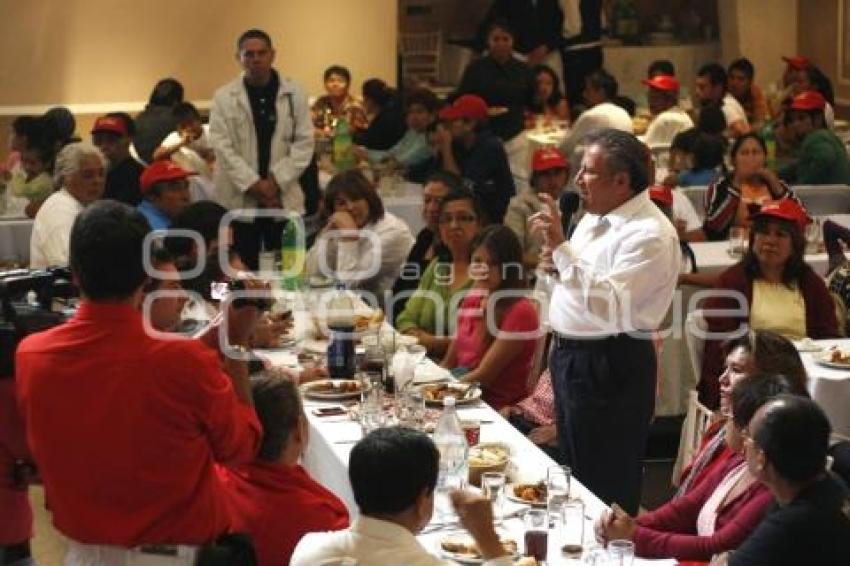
[684,309,707,382]
[399,30,442,86]
[671,390,715,485]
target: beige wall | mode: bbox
[0,0,397,110]
[798,0,849,110]
[719,0,798,87]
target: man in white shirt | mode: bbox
[209,28,314,270]
[560,69,632,163]
[291,427,513,566]
[695,63,750,137]
[30,142,106,269]
[643,74,693,148]
[533,128,680,514]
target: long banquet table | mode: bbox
[799,339,850,439]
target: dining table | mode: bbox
[257,289,677,565]
[797,338,850,439]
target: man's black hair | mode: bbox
[349,427,439,516]
[70,200,151,300]
[753,395,831,483]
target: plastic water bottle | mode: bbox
[332,118,355,172]
[280,220,304,291]
[433,397,469,520]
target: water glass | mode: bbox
[560,499,585,556]
[481,472,506,519]
[396,388,426,429]
[608,539,635,566]
[547,465,571,521]
[523,509,549,562]
[728,227,747,257]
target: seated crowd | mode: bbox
[3,18,850,566]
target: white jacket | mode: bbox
[209,72,314,214]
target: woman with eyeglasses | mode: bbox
[441,225,539,410]
[305,170,414,299]
[697,199,838,409]
[395,187,482,357]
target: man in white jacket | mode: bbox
[209,28,314,269]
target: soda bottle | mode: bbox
[332,118,356,172]
[280,220,304,291]
[326,283,356,379]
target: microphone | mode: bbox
[559,192,581,237]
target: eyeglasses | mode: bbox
[438,213,477,225]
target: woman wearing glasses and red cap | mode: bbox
[696,199,839,408]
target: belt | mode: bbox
[550,330,647,350]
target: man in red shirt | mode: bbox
[220,374,349,565]
[15,200,262,557]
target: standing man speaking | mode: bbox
[533,129,679,514]
[210,29,314,269]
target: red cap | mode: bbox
[91,116,128,137]
[532,147,568,172]
[140,160,194,193]
[750,199,810,232]
[642,74,680,92]
[438,94,489,122]
[782,55,810,70]
[790,90,826,111]
[648,185,674,207]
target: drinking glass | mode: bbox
[481,472,506,520]
[396,388,426,429]
[560,499,585,556]
[546,465,571,522]
[608,539,635,566]
[728,226,747,257]
[523,509,549,562]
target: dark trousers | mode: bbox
[231,217,288,271]
[550,333,656,515]
[560,46,604,112]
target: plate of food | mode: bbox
[301,379,367,400]
[416,383,481,406]
[507,480,548,507]
[439,535,518,564]
[814,347,850,369]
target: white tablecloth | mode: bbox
[0,217,33,266]
[691,241,829,276]
[800,339,850,439]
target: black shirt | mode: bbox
[449,129,516,224]
[455,56,532,142]
[244,70,280,178]
[729,474,850,566]
[103,157,144,206]
[475,0,564,54]
[352,97,406,151]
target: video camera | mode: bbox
[0,267,77,378]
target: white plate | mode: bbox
[413,365,452,385]
[438,535,518,564]
[301,379,368,400]
[813,351,850,369]
[794,338,823,353]
[416,383,482,406]
[505,482,547,508]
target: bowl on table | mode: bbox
[467,442,510,487]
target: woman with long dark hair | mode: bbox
[697,199,838,408]
[441,225,539,409]
[525,64,570,127]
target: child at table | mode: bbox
[8,143,55,218]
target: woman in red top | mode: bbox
[676,330,809,498]
[441,225,540,410]
[595,374,797,562]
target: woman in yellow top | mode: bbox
[697,198,838,408]
[395,187,482,357]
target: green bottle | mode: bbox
[332,118,355,171]
[280,220,304,291]
[762,122,777,170]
